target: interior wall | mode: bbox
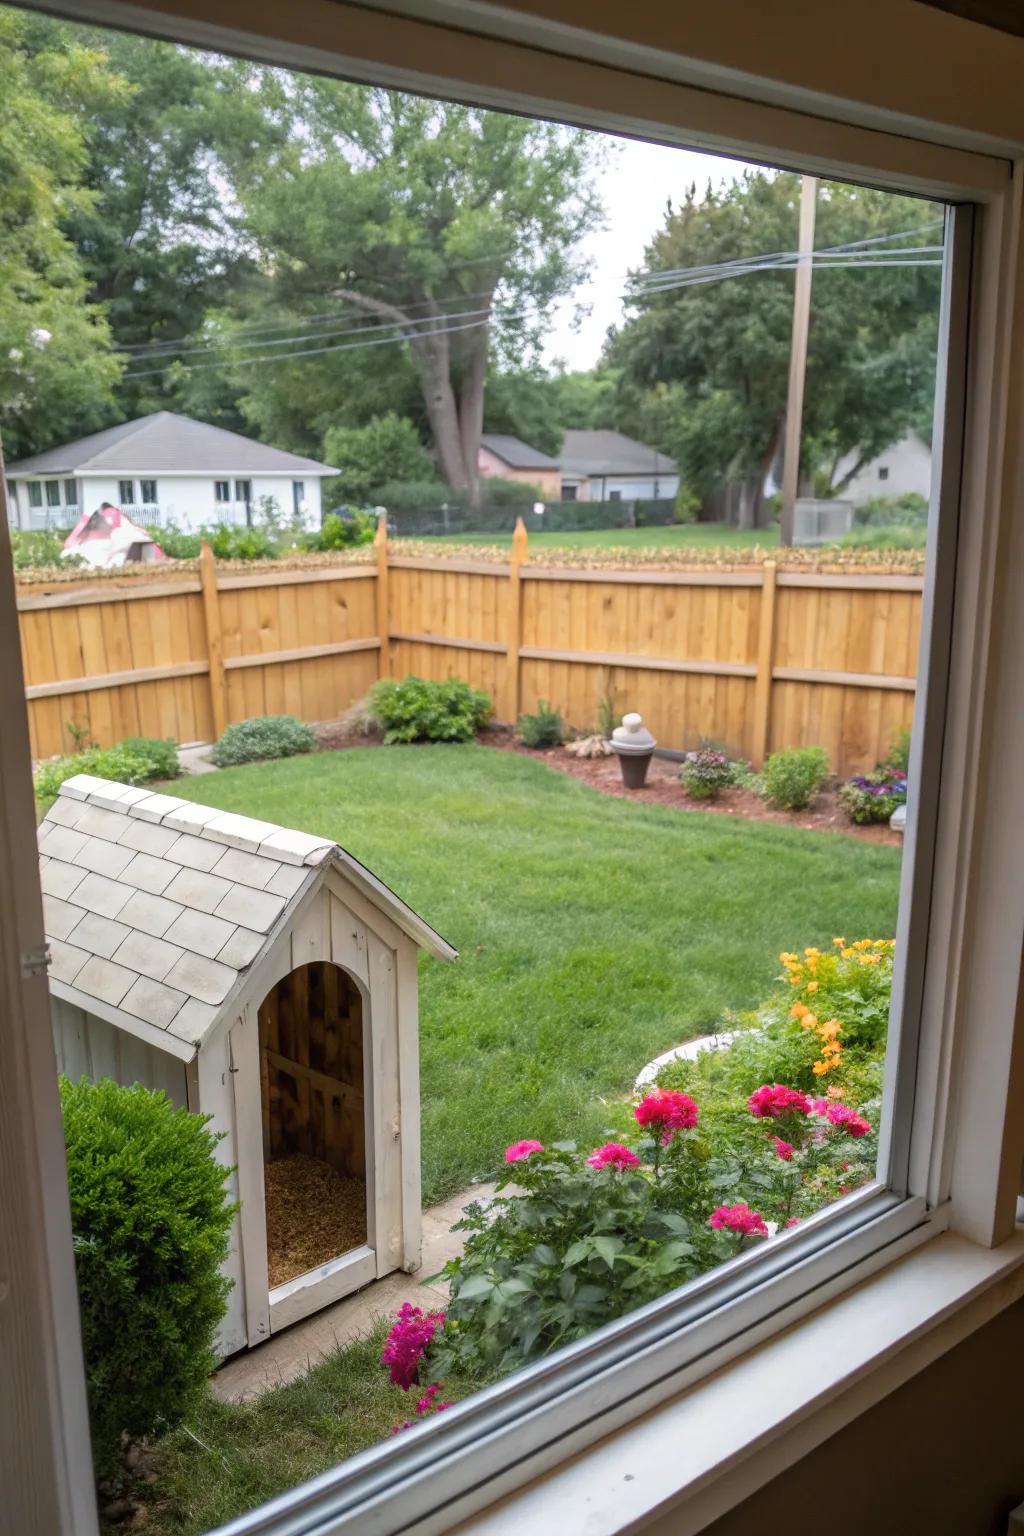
[642,1298,1024,1536]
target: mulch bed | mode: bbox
[313,722,902,846]
[264,1154,367,1288]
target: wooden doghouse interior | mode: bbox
[258,961,368,1287]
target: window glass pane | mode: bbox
[45,479,61,507]
[14,12,950,1531]
[28,481,42,507]
[64,479,77,506]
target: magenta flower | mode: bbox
[381,1302,445,1390]
[747,1084,812,1119]
[505,1139,544,1163]
[811,1102,872,1137]
[773,1137,794,1162]
[708,1202,769,1236]
[634,1089,699,1144]
[586,1141,642,1170]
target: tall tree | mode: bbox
[223,79,604,502]
[0,12,124,459]
[606,172,941,526]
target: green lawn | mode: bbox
[172,746,900,1206]
[395,522,778,552]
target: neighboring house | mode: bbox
[558,430,679,502]
[5,411,338,532]
[478,433,562,499]
[834,432,932,507]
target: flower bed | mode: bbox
[382,938,891,1404]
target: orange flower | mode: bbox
[806,980,819,994]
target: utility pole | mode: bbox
[778,175,817,548]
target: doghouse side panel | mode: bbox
[51,997,187,1105]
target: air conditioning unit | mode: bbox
[793,497,854,545]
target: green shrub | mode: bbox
[838,525,926,551]
[839,766,908,824]
[885,725,911,773]
[204,523,277,561]
[761,746,830,810]
[517,700,565,748]
[33,736,180,803]
[680,749,734,800]
[150,523,202,559]
[673,483,700,524]
[10,527,78,569]
[368,676,492,744]
[301,510,375,550]
[855,491,929,528]
[211,714,317,767]
[60,1078,235,1481]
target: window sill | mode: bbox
[458,1227,1024,1536]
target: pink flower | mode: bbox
[414,1384,452,1415]
[586,1141,642,1170]
[773,1137,794,1162]
[707,1202,769,1236]
[785,1216,801,1228]
[634,1089,699,1144]
[381,1302,445,1390]
[505,1139,544,1163]
[748,1084,811,1119]
[812,1102,872,1137]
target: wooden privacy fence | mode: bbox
[18,525,922,775]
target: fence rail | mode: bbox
[18,521,921,774]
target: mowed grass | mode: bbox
[172,746,901,1206]
[395,522,779,551]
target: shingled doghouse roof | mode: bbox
[39,776,456,1057]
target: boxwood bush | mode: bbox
[368,676,492,744]
[761,746,830,810]
[211,714,318,766]
[60,1078,235,1482]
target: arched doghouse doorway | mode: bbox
[258,961,368,1289]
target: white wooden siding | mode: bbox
[51,995,187,1106]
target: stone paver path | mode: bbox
[213,1183,496,1402]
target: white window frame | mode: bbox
[139,478,157,505]
[3,5,1024,1535]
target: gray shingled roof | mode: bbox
[8,412,338,478]
[39,776,454,1053]
[480,433,560,470]
[559,430,677,479]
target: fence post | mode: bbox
[374,515,390,679]
[199,540,228,741]
[504,517,528,724]
[752,560,777,768]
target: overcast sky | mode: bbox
[541,136,753,372]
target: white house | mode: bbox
[834,432,932,507]
[6,411,338,533]
[558,430,679,502]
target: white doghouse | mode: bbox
[39,774,455,1354]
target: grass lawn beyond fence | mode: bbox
[171,745,901,1206]
[394,522,779,552]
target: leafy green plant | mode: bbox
[205,523,277,561]
[885,725,911,774]
[34,736,180,802]
[368,676,492,744]
[596,688,618,739]
[673,483,700,524]
[517,700,565,748]
[150,523,202,559]
[855,491,928,528]
[301,510,375,551]
[839,766,907,824]
[60,1078,235,1482]
[680,748,735,800]
[9,527,79,569]
[211,714,317,767]
[761,746,830,810]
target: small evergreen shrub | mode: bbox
[33,736,180,803]
[517,701,565,749]
[680,749,734,800]
[761,746,830,810]
[839,765,908,824]
[60,1078,235,1481]
[211,714,317,766]
[368,676,492,744]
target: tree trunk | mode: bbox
[455,322,489,512]
[831,452,870,496]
